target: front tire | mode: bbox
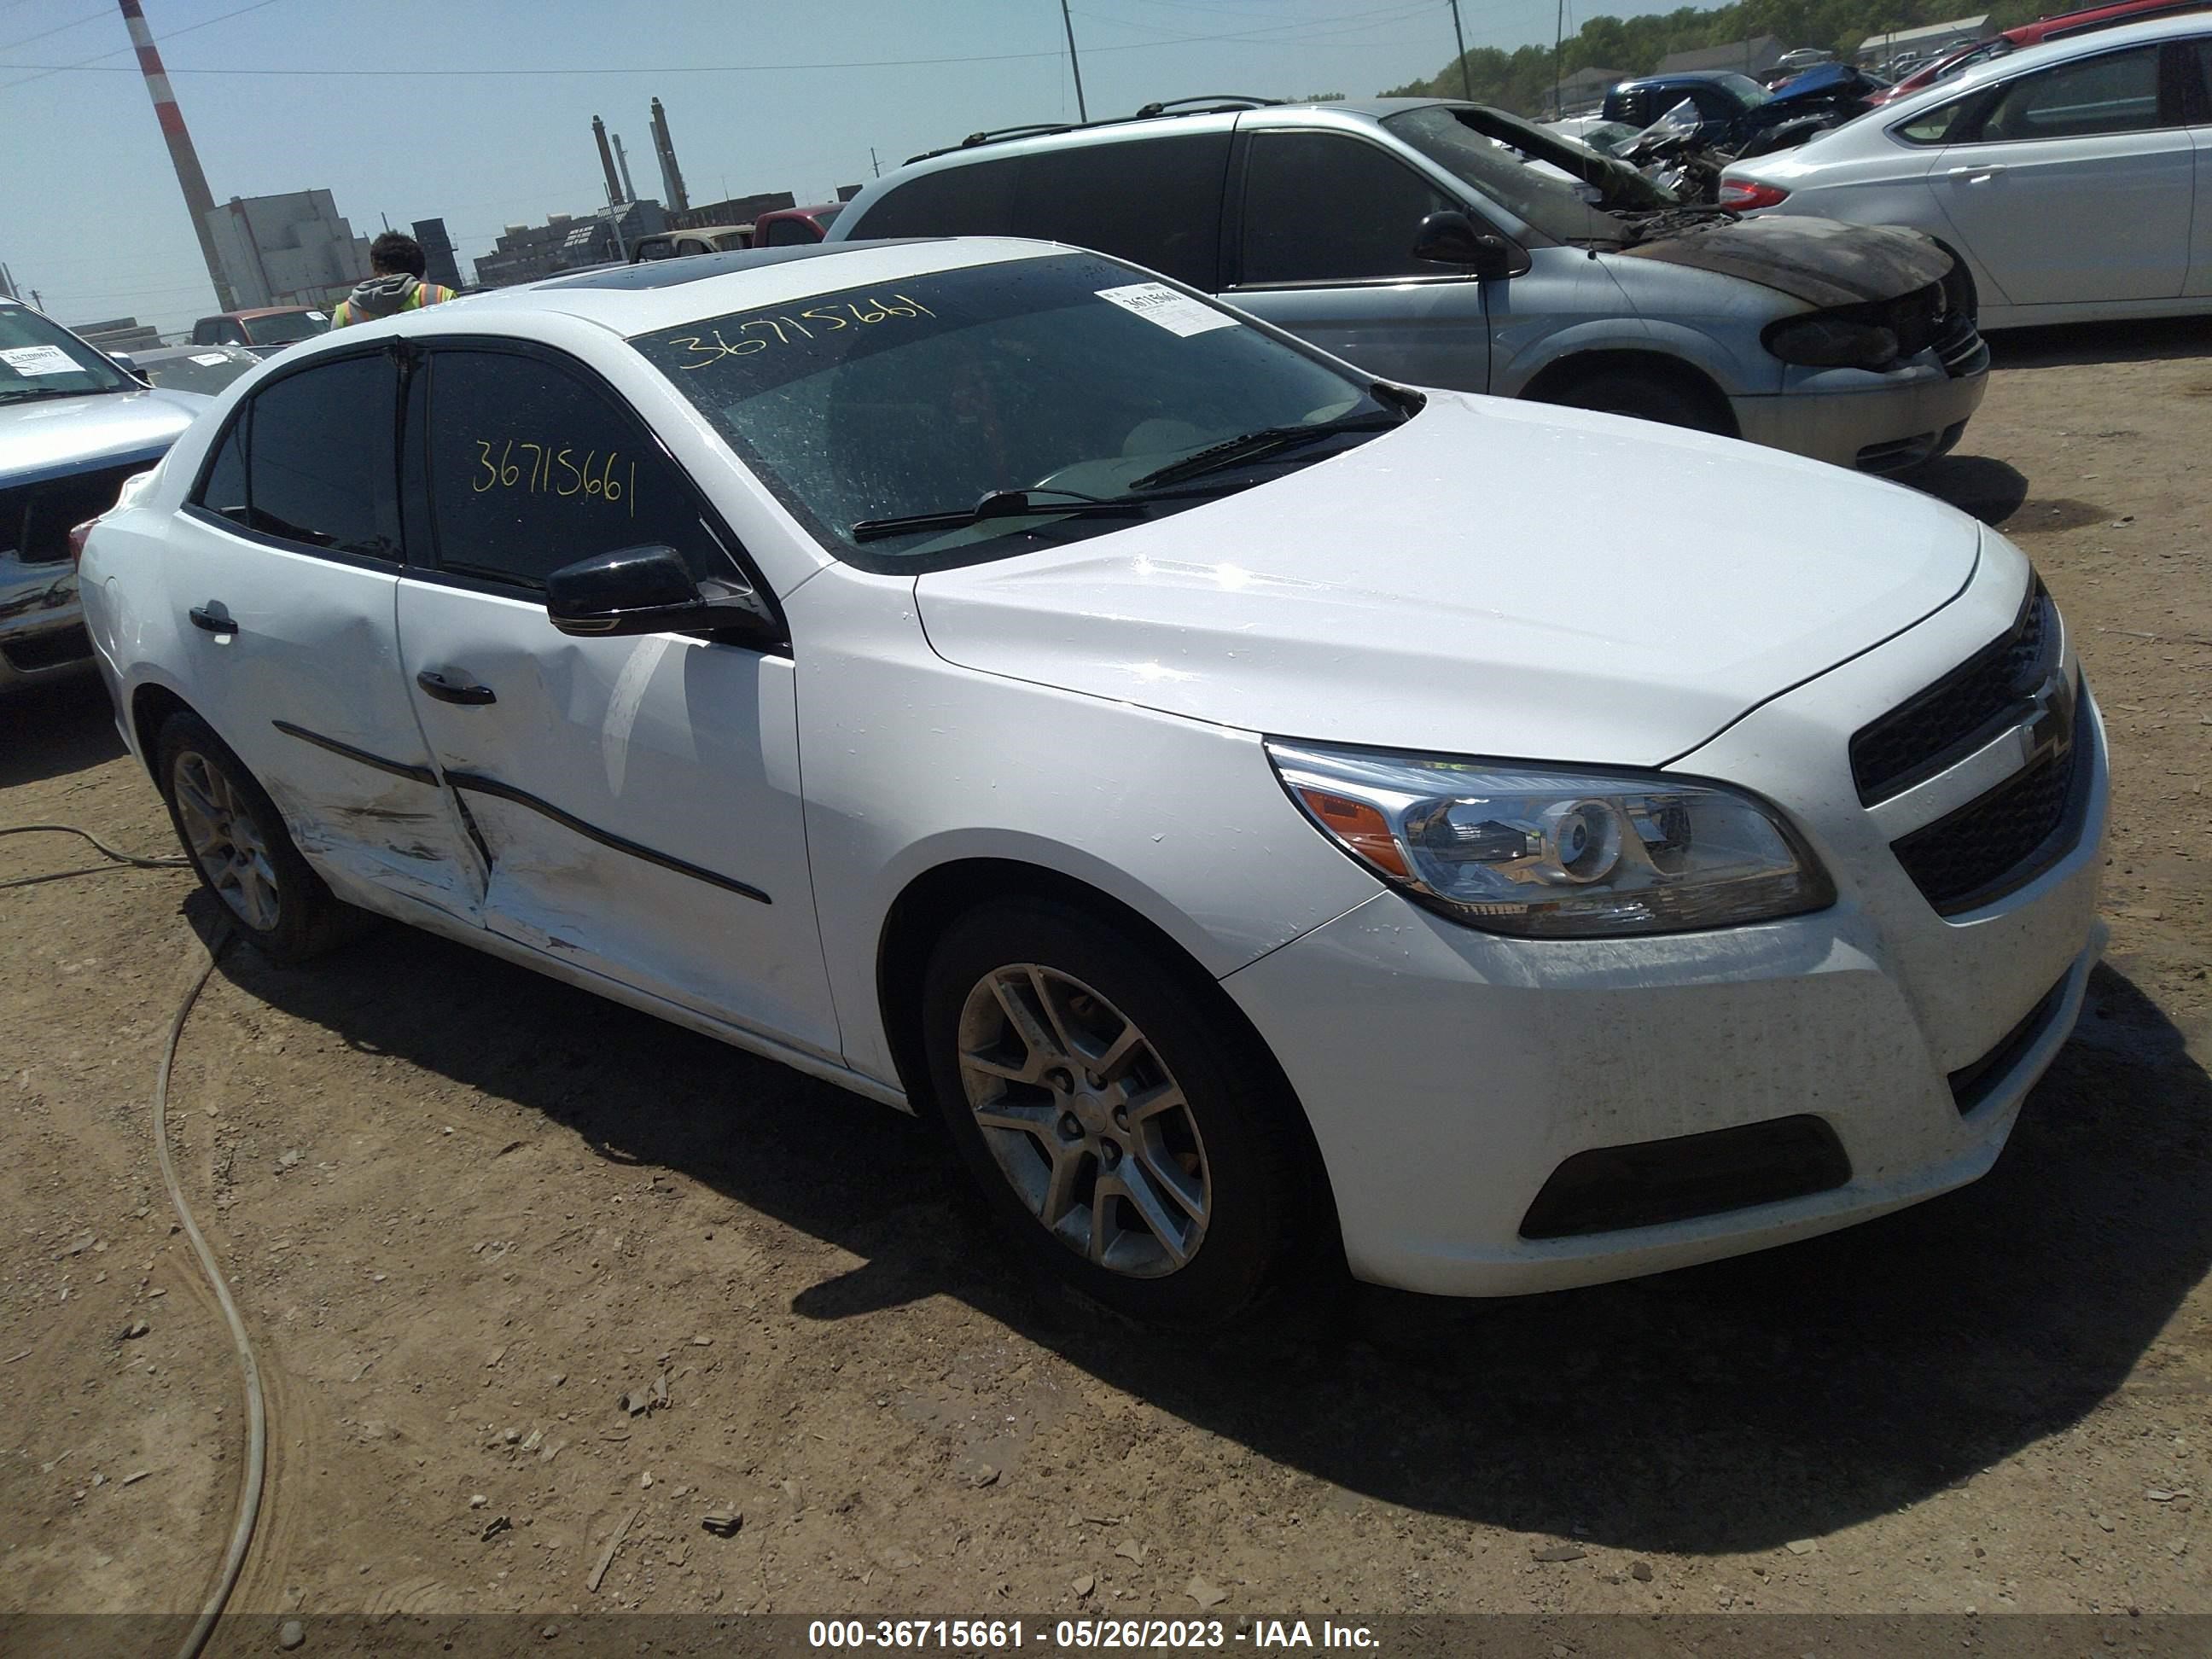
[156,711,355,963]
[1539,368,1728,434]
[921,898,1302,1324]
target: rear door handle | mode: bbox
[188,604,236,637]
[1947,164,2006,181]
[416,668,497,706]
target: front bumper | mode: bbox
[0,551,92,693]
[1224,561,2107,1297]
[1732,347,1989,473]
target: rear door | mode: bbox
[1220,126,1491,393]
[1929,40,2194,304]
[161,348,482,920]
[394,341,839,1055]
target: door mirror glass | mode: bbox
[544,544,770,639]
[1412,211,1518,277]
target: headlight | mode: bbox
[1762,314,1900,370]
[1267,741,1833,940]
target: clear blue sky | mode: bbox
[0,0,1564,335]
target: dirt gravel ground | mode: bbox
[2,322,2208,1639]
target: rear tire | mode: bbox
[1539,369,1728,434]
[155,711,356,964]
[920,898,1302,1324]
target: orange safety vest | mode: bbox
[329,282,457,329]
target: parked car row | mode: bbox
[629,203,848,264]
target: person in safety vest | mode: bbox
[330,232,457,327]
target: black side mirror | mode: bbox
[544,544,774,641]
[1412,211,1522,278]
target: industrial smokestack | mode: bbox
[591,115,623,208]
[649,96,690,214]
[612,133,637,207]
[118,0,236,310]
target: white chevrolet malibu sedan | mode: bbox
[80,239,2108,1322]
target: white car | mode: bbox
[80,239,2108,1320]
[1720,14,2212,328]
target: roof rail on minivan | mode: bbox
[905,94,1288,165]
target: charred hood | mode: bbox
[1619,215,1953,308]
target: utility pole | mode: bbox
[1058,0,1089,121]
[1554,0,1566,118]
[1448,0,1471,100]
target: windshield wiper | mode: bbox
[1128,410,1404,491]
[851,487,1161,544]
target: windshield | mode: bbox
[242,309,329,345]
[0,306,137,400]
[138,348,259,395]
[1384,105,1670,240]
[1713,73,1773,107]
[635,252,1399,566]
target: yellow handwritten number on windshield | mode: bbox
[667,294,936,369]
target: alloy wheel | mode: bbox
[172,749,282,932]
[956,963,1211,1277]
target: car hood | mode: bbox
[914,393,1980,767]
[1,387,208,483]
[1620,214,1950,308]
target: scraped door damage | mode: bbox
[154,523,484,921]
[393,575,841,1059]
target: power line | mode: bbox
[0,4,108,55]
[0,0,290,95]
[1,0,1444,88]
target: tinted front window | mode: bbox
[1977,45,2166,139]
[1383,106,1660,242]
[1239,131,1450,284]
[0,306,136,400]
[242,354,399,558]
[424,349,729,590]
[762,219,820,246]
[848,163,1020,238]
[1011,135,1229,288]
[634,253,1395,565]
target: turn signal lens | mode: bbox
[1268,741,1833,940]
[1719,179,1790,210]
[1294,786,1412,881]
[67,518,98,562]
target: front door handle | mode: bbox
[416,668,497,706]
[1947,164,2006,181]
[188,604,236,637]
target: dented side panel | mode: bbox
[394,577,839,1058]
[150,515,485,921]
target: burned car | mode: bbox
[830,96,1988,472]
[3,298,207,692]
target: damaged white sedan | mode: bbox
[81,239,2107,1321]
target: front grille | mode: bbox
[1891,718,2088,917]
[0,462,147,565]
[1,623,93,673]
[1519,1115,1852,1239]
[1948,973,2070,1115]
[1850,582,2058,806]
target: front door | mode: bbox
[1930,42,2193,305]
[1220,127,1492,393]
[396,342,839,1057]
[163,347,482,922]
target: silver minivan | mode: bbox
[829,96,1990,473]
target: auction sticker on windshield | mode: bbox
[1095,282,1238,338]
[0,345,80,378]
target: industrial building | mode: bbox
[412,219,463,291]
[470,200,668,288]
[669,191,797,232]
[204,190,371,310]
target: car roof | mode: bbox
[277,236,1061,345]
[1882,10,2211,112]
[2005,0,2207,42]
[1613,71,1754,88]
